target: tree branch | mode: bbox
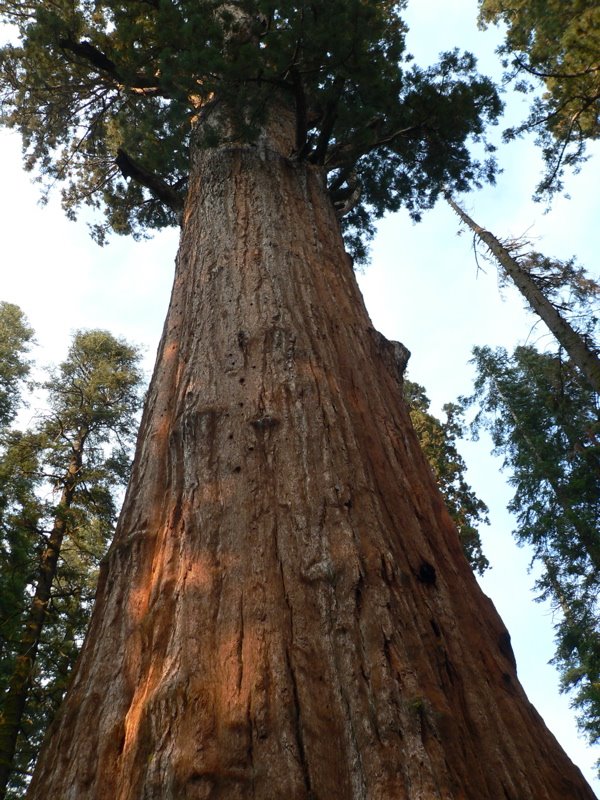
[288,65,310,157]
[115,149,184,214]
[58,38,116,74]
[513,54,600,82]
[330,169,362,218]
[59,37,165,97]
[309,75,346,165]
[325,122,422,170]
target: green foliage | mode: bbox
[0,432,43,683]
[0,324,143,797]
[514,252,599,321]
[463,344,600,760]
[479,0,600,197]
[0,1,502,259]
[43,330,144,478]
[0,303,33,428]
[404,379,489,575]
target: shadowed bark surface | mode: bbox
[26,120,597,799]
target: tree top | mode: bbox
[479,0,600,198]
[0,1,502,259]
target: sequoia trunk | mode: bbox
[27,125,596,798]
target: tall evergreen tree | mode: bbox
[0,305,37,797]
[0,3,596,797]
[478,0,600,197]
[0,329,143,799]
[464,344,600,770]
[0,303,33,428]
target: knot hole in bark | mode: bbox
[250,414,280,432]
[417,560,437,586]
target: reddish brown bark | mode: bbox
[26,121,596,798]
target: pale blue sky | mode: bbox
[1,0,599,792]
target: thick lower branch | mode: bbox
[325,121,422,170]
[116,149,185,214]
[59,37,165,97]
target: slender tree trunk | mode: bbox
[0,446,82,798]
[445,193,600,394]
[26,122,597,799]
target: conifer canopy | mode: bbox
[479,0,600,197]
[0,1,502,258]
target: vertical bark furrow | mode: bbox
[284,647,313,797]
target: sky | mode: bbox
[1,0,599,793]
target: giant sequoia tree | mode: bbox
[0,2,597,797]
